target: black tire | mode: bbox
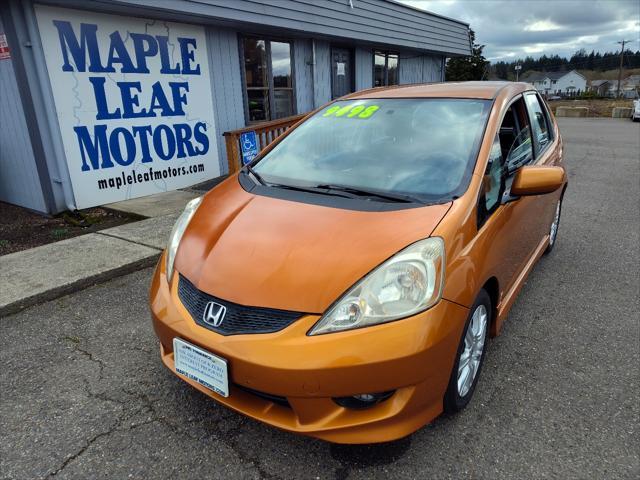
[444,289,491,413]
[544,197,562,254]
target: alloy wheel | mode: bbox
[549,200,561,246]
[457,304,488,397]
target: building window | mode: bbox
[242,38,294,123]
[373,51,399,87]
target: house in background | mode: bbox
[589,79,610,96]
[526,70,587,96]
[622,75,640,98]
[554,70,587,95]
[607,80,621,97]
[524,72,553,93]
[588,76,639,98]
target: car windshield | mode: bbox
[253,98,492,202]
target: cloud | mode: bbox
[397,0,640,61]
[524,20,562,32]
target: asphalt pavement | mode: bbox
[1,117,638,479]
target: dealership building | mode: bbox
[0,0,471,214]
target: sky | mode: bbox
[397,0,640,62]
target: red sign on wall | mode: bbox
[0,34,10,60]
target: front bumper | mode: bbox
[150,253,469,444]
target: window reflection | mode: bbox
[374,51,399,87]
[242,38,294,122]
[374,52,386,87]
[524,94,551,153]
[271,42,291,88]
[247,89,269,122]
[255,99,491,200]
[387,54,398,86]
[244,39,267,88]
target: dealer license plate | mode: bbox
[173,338,229,397]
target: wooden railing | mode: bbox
[223,114,305,174]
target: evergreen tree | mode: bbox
[446,29,489,81]
[488,49,640,75]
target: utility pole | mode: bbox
[616,39,632,98]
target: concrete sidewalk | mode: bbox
[104,190,199,218]
[0,189,198,317]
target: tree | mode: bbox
[446,29,489,81]
[493,61,510,80]
[489,49,640,75]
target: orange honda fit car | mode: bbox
[150,82,567,444]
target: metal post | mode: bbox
[616,39,632,98]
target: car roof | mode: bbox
[350,81,533,100]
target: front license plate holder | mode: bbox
[173,338,229,398]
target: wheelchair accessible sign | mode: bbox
[240,131,259,165]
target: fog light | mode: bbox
[333,391,395,410]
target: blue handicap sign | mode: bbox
[240,131,259,165]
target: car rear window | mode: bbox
[253,98,492,202]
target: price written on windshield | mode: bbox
[323,104,380,119]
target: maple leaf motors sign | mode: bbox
[35,5,220,208]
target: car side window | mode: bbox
[504,98,533,174]
[524,93,551,156]
[484,136,503,213]
[502,98,534,200]
[505,126,533,175]
[478,97,534,227]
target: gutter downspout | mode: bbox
[23,1,77,211]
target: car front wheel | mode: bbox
[545,198,562,254]
[444,289,491,413]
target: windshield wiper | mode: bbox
[314,184,424,204]
[249,176,424,204]
[243,164,266,186]
[269,183,353,199]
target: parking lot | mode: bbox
[1,117,638,480]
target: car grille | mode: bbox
[177,274,304,335]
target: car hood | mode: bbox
[175,177,451,314]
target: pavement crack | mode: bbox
[216,420,285,480]
[46,416,161,478]
[62,335,106,382]
[46,418,121,478]
[121,388,183,434]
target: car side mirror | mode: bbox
[511,165,565,196]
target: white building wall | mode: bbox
[556,71,586,94]
[534,78,551,94]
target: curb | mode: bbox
[0,253,159,318]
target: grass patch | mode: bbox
[51,228,69,240]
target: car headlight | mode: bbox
[166,196,203,282]
[309,237,445,335]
